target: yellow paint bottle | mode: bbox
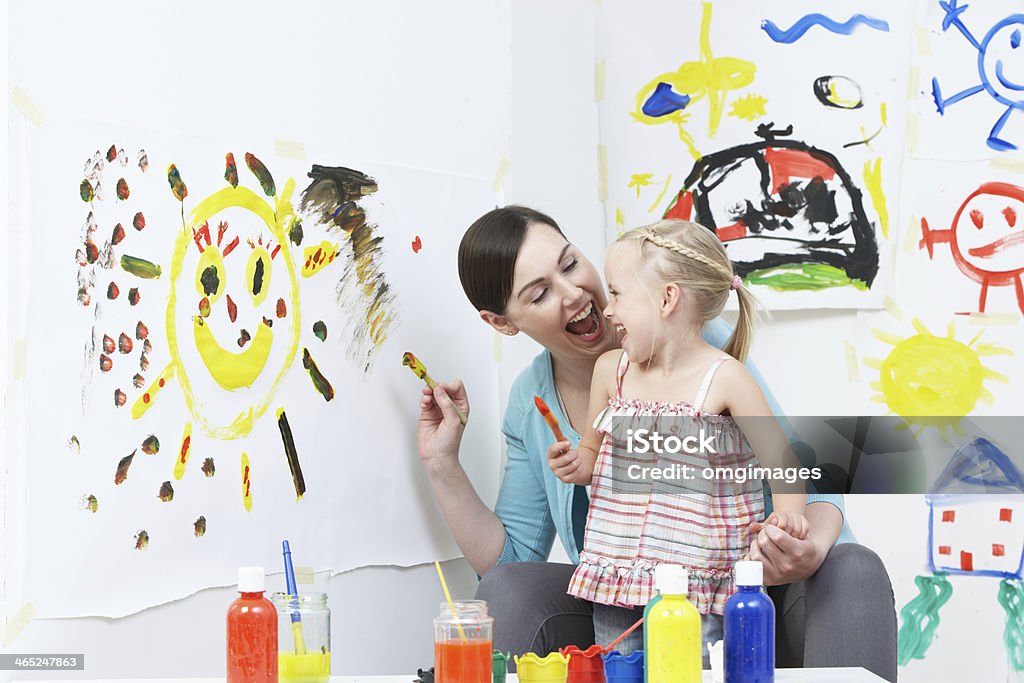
[643,565,701,683]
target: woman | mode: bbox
[416,206,896,681]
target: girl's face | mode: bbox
[499,223,616,360]
[602,245,663,364]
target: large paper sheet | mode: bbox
[914,1,1024,161]
[895,157,1024,314]
[596,1,911,309]
[21,120,501,617]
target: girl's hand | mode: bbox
[547,441,592,485]
[763,511,809,540]
[416,380,470,469]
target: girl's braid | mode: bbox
[641,229,733,280]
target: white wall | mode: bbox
[2,0,602,678]
[4,2,1015,681]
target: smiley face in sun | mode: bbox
[861,316,1012,433]
[133,164,302,441]
[74,145,385,555]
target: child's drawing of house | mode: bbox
[927,438,1024,579]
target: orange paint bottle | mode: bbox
[227,567,278,683]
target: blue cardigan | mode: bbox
[494,318,855,565]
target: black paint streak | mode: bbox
[673,123,879,286]
[277,410,306,499]
[252,258,264,297]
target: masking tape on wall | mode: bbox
[274,140,307,160]
[10,86,45,128]
[594,60,606,102]
[2,603,38,647]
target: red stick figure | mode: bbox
[920,181,1024,313]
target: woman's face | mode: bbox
[498,223,617,360]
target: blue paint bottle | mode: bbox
[724,561,774,682]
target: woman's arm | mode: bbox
[417,381,508,575]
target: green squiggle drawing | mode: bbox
[998,580,1024,673]
[898,574,953,665]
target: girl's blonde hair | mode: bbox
[612,219,758,362]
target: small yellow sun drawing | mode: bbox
[862,316,1012,435]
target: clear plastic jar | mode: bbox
[271,592,331,683]
[434,600,494,683]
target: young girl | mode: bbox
[547,219,808,657]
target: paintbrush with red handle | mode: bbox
[533,395,567,442]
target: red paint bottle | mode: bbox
[227,566,278,683]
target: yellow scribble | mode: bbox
[163,181,301,440]
[615,208,626,237]
[132,363,176,419]
[241,452,252,512]
[173,422,192,481]
[648,174,674,214]
[827,81,862,109]
[728,93,767,121]
[301,241,339,278]
[628,173,656,198]
[193,317,273,390]
[633,2,755,146]
[863,158,889,239]
[867,318,1010,425]
[880,102,888,127]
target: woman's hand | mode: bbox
[745,522,824,586]
[416,380,470,469]
[745,501,843,586]
[547,441,593,485]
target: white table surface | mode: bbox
[22,671,887,682]
[333,672,885,682]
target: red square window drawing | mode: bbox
[1000,508,1013,522]
[993,544,1006,557]
[960,551,973,571]
[942,510,956,522]
[938,545,951,555]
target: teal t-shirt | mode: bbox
[494,317,855,565]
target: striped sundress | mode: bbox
[567,351,765,616]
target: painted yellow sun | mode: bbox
[863,317,1011,432]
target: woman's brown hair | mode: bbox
[458,206,565,314]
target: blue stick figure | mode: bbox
[931,0,1024,151]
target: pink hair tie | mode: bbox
[731,275,742,290]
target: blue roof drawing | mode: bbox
[928,438,1024,495]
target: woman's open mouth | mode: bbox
[565,302,604,342]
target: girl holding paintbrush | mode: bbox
[547,219,807,657]
[415,206,897,681]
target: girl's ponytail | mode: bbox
[725,278,757,362]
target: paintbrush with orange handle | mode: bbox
[403,352,468,426]
[533,395,567,442]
